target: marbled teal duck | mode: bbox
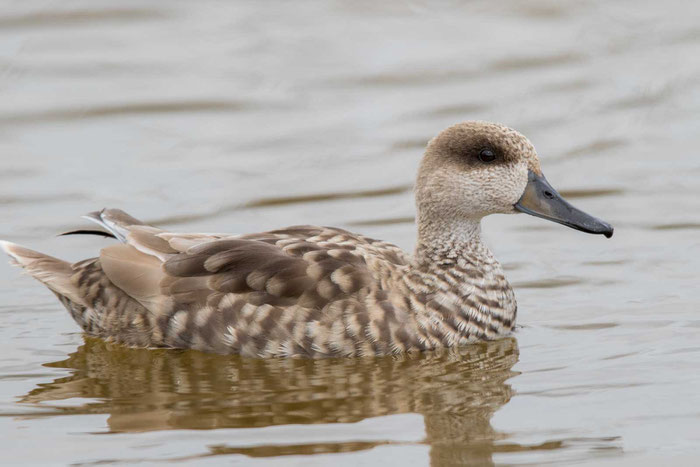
[1,121,613,358]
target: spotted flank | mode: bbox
[0,121,612,358]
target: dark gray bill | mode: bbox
[514,170,614,238]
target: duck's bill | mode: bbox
[514,170,614,238]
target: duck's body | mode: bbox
[1,121,612,358]
[1,211,515,357]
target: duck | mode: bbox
[0,121,613,358]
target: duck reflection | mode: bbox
[21,337,518,465]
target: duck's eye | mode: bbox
[479,148,496,163]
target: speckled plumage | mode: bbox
[37,216,515,357]
[1,121,611,358]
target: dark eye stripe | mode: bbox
[479,148,496,163]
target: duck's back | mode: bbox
[33,211,419,357]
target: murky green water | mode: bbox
[1,1,699,465]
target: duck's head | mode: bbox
[416,121,613,238]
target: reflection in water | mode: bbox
[21,338,519,465]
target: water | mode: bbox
[1,0,699,465]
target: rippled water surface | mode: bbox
[1,1,699,465]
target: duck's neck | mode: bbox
[415,216,485,263]
[410,214,517,343]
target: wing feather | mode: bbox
[99,244,166,312]
[86,214,408,355]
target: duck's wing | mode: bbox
[73,208,229,314]
[80,208,228,254]
[96,220,410,355]
[102,225,379,313]
[4,209,412,356]
[82,208,148,242]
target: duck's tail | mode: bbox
[0,240,85,307]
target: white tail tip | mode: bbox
[0,240,24,265]
[1,242,22,270]
[0,239,17,254]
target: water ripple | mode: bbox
[150,185,412,226]
[513,277,583,289]
[650,223,700,231]
[0,100,257,126]
[348,216,415,227]
[0,8,166,30]
[557,139,626,160]
[558,188,624,199]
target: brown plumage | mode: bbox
[0,121,613,358]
